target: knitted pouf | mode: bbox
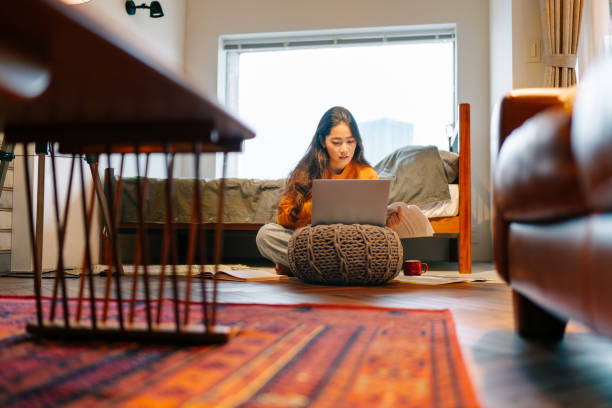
[288,224,403,285]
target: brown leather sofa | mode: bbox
[491,56,612,341]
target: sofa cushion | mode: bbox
[494,108,587,222]
[508,218,591,326]
[572,56,612,212]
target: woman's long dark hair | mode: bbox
[284,106,370,224]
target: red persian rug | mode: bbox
[0,296,479,407]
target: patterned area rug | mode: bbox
[0,296,479,407]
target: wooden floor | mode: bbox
[2,262,612,407]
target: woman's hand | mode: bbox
[386,206,402,228]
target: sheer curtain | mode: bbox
[540,0,585,87]
[577,0,611,80]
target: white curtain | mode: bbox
[577,0,611,80]
[540,0,585,87]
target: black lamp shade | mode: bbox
[125,0,136,15]
[149,1,164,18]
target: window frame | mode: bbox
[217,24,457,178]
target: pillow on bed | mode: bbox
[373,145,451,206]
[439,150,459,183]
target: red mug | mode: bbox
[403,260,428,276]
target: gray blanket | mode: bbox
[373,145,451,206]
[118,178,285,224]
[116,146,451,224]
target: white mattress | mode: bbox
[418,184,459,218]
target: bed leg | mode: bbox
[458,103,471,274]
[459,233,471,274]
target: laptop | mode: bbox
[311,179,391,226]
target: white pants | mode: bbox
[256,223,294,267]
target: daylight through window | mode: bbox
[220,27,456,180]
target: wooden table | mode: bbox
[0,0,254,343]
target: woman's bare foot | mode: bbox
[275,263,293,277]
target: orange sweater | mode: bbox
[277,161,377,230]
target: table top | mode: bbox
[0,0,254,153]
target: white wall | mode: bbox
[80,0,187,68]
[11,0,187,271]
[511,0,545,88]
[489,0,513,115]
[490,0,545,112]
[184,0,492,261]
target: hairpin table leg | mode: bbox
[211,152,228,328]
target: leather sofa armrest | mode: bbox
[491,88,575,283]
[491,88,576,161]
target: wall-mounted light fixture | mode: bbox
[61,0,92,4]
[125,1,164,18]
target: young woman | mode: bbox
[256,106,400,274]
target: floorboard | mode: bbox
[1,262,612,407]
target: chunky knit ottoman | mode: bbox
[288,224,403,285]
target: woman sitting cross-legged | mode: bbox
[256,106,402,275]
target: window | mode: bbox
[608,0,612,51]
[219,25,456,180]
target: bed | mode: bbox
[105,104,471,274]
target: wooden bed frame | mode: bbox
[106,104,471,274]
[435,103,471,274]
